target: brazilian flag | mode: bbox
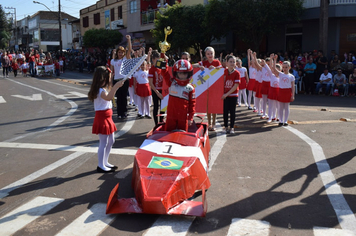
[147,156,184,170]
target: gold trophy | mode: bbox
[156,26,172,69]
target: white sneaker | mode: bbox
[230,128,235,134]
[237,104,241,107]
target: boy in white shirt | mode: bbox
[315,68,332,95]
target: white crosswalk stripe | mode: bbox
[227,218,270,236]
[143,215,195,236]
[56,203,115,236]
[0,196,63,236]
[0,96,6,103]
[313,226,356,236]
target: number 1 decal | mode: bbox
[163,145,173,154]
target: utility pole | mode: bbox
[33,1,62,55]
[5,7,17,50]
[58,0,62,56]
[319,0,329,56]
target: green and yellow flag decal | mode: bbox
[147,156,184,170]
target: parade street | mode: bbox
[0,71,355,236]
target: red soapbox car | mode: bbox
[106,117,211,216]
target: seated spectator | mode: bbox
[348,68,356,97]
[315,68,333,95]
[333,68,347,96]
[329,55,341,76]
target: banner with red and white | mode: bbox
[160,67,224,114]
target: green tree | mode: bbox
[151,3,221,55]
[83,28,123,59]
[0,5,11,49]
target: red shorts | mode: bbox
[247,78,255,91]
[22,69,27,73]
[92,109,117,135]
[268,87,279,100]
[136,83,152,97]
[261,81,270,95]
[278,88,292,103]
[255,82,263,98]
[239,77,247,90]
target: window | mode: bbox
[118,6,122,19]
[94,13,100,25]
[111,8,115,21]
[83,16,89,28]
[40,29,60,41]
[130,0,137,13]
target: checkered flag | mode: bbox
[119,55,147,81]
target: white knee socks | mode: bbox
[98,133,115,170]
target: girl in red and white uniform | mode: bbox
[134,60,152,118]
[148,48,164,125]
[250,50,263,116]
[222,55,240,134]
[193,46,222,131]
[271,54,295,126]
[246,49,256,110]
[88,66,124,173]
[236,58,249,107]
[260,58,271,119]
[264,56,280,123]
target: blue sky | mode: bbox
[3,0,98,20]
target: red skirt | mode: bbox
[247,78,255,91]
[278,88,292,103]
[239,77,247,90]
[129,77,134,87]
[22,69,27,73]
[136,83,152,97]
[268,87,279,100]
[92,109,117,135]
[261,81,270,95]
[255,82,263,98]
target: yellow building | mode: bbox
[80,0,127,43]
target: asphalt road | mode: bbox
[0,71,355,236]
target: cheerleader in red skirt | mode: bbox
[250,51,264,116]
[236,58,249,107]
[88,66,124,173]
[134,60,152,118]
[246,49,256,110]
[260,58,271,119]
[270,54,295,126]
[264,56,281,123]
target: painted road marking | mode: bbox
[227,218,270,236]
[114,110,137,139]
[209,122,227,171]
[57,91,88,99]
[143,215,195,236]
[313,226,355,236]
[42,79,88,91]
[114,163,134,179]
[0,196,63,236]
[0,96,6,103]
[0,142,136,155]
[285,126,356,233]
[55,203,115,236]
[5,78,78,143]
[11,93,42,101]
[0,152,85,199]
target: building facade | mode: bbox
[267,0,356,59]
[80,0,127,50]
[24,11,77,52]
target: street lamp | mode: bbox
[33,0,63,55]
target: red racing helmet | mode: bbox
[172,59,193,86]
